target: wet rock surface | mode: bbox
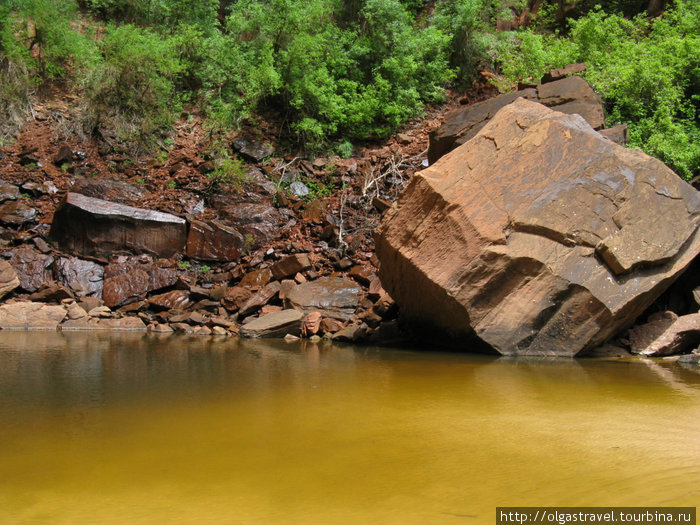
[377,98,700,356]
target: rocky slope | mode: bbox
[2,70,700,361]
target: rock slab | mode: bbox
[630,312,700,357]
[49,192,187,258]
[428,76,604,163]
[0,301,67,330]
[240,309,303,338]
[286,277,362,321]
[376,99,700,356]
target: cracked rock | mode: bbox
[376,98,700,356]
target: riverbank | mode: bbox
[1,73,700,360]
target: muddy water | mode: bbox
[0,331,699,524]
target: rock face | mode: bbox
[49,192,187,258]
[376,99,700,356]
[428,76,604,163]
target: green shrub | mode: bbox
[432,0,487,84]
[216,0,453,149]
[0,0,96,143]
[494,0,700,179]
[83,0,219,31]
[81,23,182,153]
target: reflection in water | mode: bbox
[0,332,699,524]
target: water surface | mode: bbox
[1,332,699,524]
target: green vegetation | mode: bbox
[209,150,249,189]
[0,0,697,178]
[494,1,699,179]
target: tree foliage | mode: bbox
[494,0,700,179]
[0,0,698,178]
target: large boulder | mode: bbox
[428,76,605,163]
[49,192,187,258]
[376,99,700,356]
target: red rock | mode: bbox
[428,77,604,163]
[222,286,253,312]
[319,317,344,334]
[377,98,700,356]
[261,304,283,315]
[240,268,272,288]
[0,182,20,202]
[239,309,303,338]
[186,219,244,261]
[270,253,311,280]
[331,324,366,342]
[49,192,187,258]
[93,317,147,331]
[52,145,73,165]
[28,281,74,302]
[540,63,587,84]
[72,177,147,205]
[302,311,322,336]
[286,277,362,321]
[428,89,537,163]
[348,265,374,286]
[630,312,700,356]
[9,246,53,292]
[239,281,281,316]
[148,290,192,310]
[0,201,37,225]
[0,301,67,329]
[148,265,179,291]
[0,260,20,299]
[599,124,628,146]
[278,279,296,300]
[367,277,385,300]
[373,292,397,319]
[103,270,149,308]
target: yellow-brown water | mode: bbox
[0,332,699,524]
